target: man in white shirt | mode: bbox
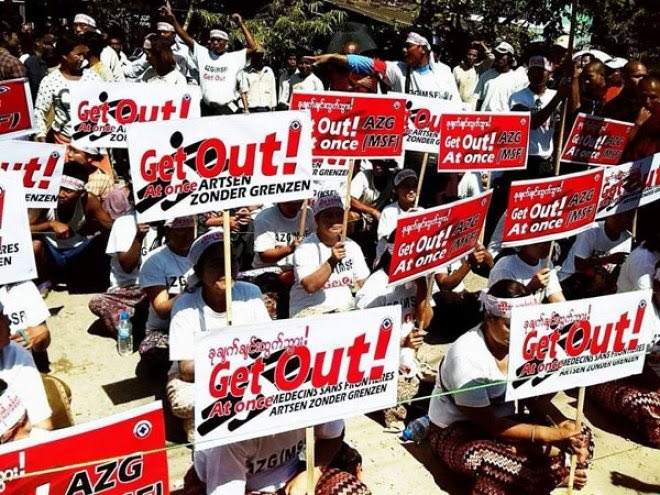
[71,14,124,82]
[161,6,261,115]
[453,41,495,109]
[277,49,298,109]
[618,230,660,293]
[239,50,277,112]
[510,56,567,178]
[475,41,528,112]
[280,49,324,108]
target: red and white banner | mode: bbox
[127,111,314,222]
[194,307,400,450]
[0,402,168,495]
[390,92,462,154]
[0,172,37,285]
[0,141,64,207]
[438,112,530,171]
[388,191,492,285]
[290,91,406,159]
[561,113,634,166]
[596,153,660,220]
[0,79,34,140]
[70,82,201,148]
[502,168,604,247]
[506,290,655,401]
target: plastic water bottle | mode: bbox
[400,415,430,443]
[117,311,133,356]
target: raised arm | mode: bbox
[231,13,261,56]
[160,6,196,50]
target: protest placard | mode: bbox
[561,113,635,166]
[312,157,351,182]
[389,92,462,154]
[0,141,64,207]
[506,290,655,401]
[438,112,530,171]
[596,153,660,219]
[0,79,34,140]
[70,82,201,148]
[194,307,400,450]
[290,91,406,159]
[0,402,168,495]
[0,172,37,284]
[388,191,492,285]
[501,168,604,247]
[127,111,314,222]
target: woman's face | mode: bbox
[62,44,87,71]
[485,313,511,349]
[316,208,344,237]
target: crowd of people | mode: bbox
[0,6,659,495]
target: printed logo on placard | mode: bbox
[133,420,152,439]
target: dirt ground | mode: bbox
[43,273,660,494]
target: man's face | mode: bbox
[402,42,425,67]
[2,31,20,51]
[159,30,175,44]
[41,34,56,59]
[209,37,227,55]
[278,200,303,217]
[58,187,82,207]
[109,38,122,55]
[199,248,229,293]
[72,22,93,36]
[372,161,386,177]
[464,48,478,67]
[528,66,549,86]
[297,57,311,77]
[285,54,297,71]
[317,208,343,236]
[521,241,551,260]
[485,313,511,348]
[396,178,418,205]
[581,66,606,93]
[65,147,92,167]
[63,45,88,71]
[167,227,195,254]
[579,54,594,68]
[639,80,660,114]
[494,52,510,70]
[625,64,648,88]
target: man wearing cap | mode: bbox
[306,29,460,102]
[509,55,568,178]
[375,169,420,263]
[474,41,528,112]
[72,13,123,83]
[289,194,370,317]
[167,229,270,441]
[453,41,495,110]
[160,6,261,115]
[603,60,648,123]
[31,161,113,288]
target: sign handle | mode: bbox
[222,210,233,325]
[631,209,638,241]
[414,152,429,210]
[422,272,434,327]
[567,386,586,495]
[298,199,309,239]
[341,159,356,243]
[306,426,315,494]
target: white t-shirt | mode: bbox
[488,253,562,300]
[195,421,343,494]
[429,326,513,427]
[192,44,246,105]
[376,202,420,262]
[252,205,316,269]
[107,214,161,289]
[509,86,558,158]
[475,67,528,112]
[437,259,467,293]
[457,172,484,199]
[289,234,370,317]
[0,343,52,425]
[384,61,461,102]
[169,282,271,362]
[142,67,188,85]
[558,222,632,281]
[283,72,324,105]
[617,243,660,292]
[0,282,50,335]
[139,245,193,330]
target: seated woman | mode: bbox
[167,230,271,441]
[185,420,371,495]
[587,261,660,448]
[355,232,433,429]
[428,280,593,495]
[138,216,195,366]
[0,281,51,372]
[289,194,370,317]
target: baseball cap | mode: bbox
[188,229,224,267]
[494,42,514,55]
[393,169,418,187]
[528,55,553,72]
[313,194,344,216]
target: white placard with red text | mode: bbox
[0,140,64,207]
[506,290,655,401]
[194,307,400,450]
[502,168,604,247]
[70,82,201,148]
[127,111,314,222]
[390,92,462,154]
[0,402,169,495]
[596,153,660,219]
[0,172,37,284]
